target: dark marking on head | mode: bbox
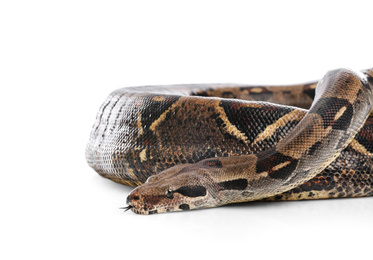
[202,159,223,168]
[144,195,162,206]
[179,204,190,210]
[218,178,248,190]
[175,186,207,197]
[291,187,301,194]
[256,152,299,180]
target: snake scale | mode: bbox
[86,68,373,214]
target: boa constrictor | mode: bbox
[86,68,373,214]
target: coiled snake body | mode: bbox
[86,68,373,214]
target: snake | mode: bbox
[86,68,373,214]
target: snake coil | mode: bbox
[86,68,373,214]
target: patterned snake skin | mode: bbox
[86,68,373,214]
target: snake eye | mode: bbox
[165,189,174,199]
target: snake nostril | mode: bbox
[127,195,139,204]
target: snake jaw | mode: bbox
[125,168,220,214]
[125,189,192,215]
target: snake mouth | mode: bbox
[124,195,175,214]
[121,205,158,215]
[121,196,136,213]
[124,195,155,215]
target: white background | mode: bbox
[1,1,372,259]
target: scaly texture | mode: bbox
[86,68,373,214]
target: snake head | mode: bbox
[126,164,219,214]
